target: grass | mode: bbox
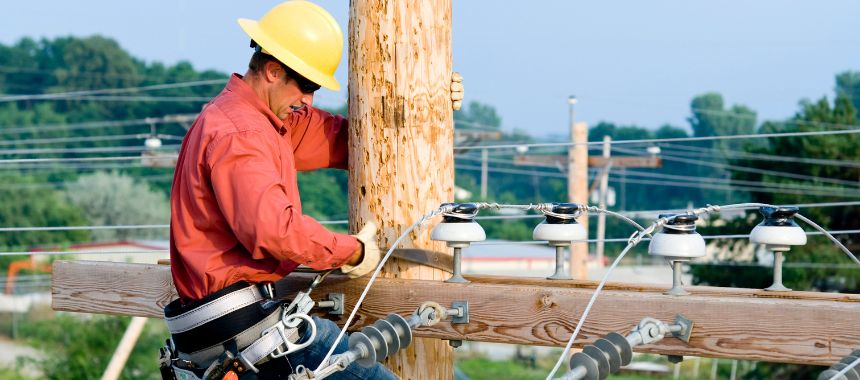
[456,355,658,380]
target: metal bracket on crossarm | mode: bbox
[316,293,344,315]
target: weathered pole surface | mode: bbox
[569,122,589,278]
[348,0,454,378]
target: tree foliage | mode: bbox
[0,175,89,252]
[65,171,169,241]
[18,314,164,380]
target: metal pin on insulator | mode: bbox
[431,203,486,284]
[533,203,586,280]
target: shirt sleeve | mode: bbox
[284,106,350,171]
[205,130,358,270]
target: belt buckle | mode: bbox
[259,282,275,299]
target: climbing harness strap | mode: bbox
[160,272,331,379]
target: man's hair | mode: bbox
[247,41,321,93]
[248,50,288,79]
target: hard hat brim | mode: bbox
[238,18,341,91]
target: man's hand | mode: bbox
[451,71,464,111]
[340,222,381,279]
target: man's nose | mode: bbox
[301,93,314,107]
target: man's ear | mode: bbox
[264,61,282,84]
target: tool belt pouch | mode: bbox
[162,281,285,378]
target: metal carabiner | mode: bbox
[307,269,335,293]
[268,313,317,359]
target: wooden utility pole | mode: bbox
[101,316,147,380]
[595,135,612,267]
[568,122,589,279]
[348,0,454,378]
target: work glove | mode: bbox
[451,71,464,111]
[341,222,381,279]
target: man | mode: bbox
[166,1,453,378]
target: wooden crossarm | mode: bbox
[52,260,860,366]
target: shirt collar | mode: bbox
[225,73,287,134]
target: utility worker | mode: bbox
[163,1,463,379]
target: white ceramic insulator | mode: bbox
[144,137,163,149]
[533,222,587,246]
[430,222,486,247]
[749,225,807,246]
[647,232,706,259]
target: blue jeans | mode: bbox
[282,316,398,380]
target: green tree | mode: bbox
[688,92,757,150]
[0,175,89,250]
[836,70,860,120]
[694,81,860,379]
[65,171,169,241]
[654,124,688,139]
[454,100,501,129]
[18,314,164,379]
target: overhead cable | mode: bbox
[0,145,180,156]
[0,114,197,135]
[611,145,860,187]
[455,127,860,151]
[454,164,860,198]
[0,250,168,257]
[0,155,151,165]
[620,169,860,192]
[0,133,184,147]
[36,95,212,102]
[659,143,860,169]
[0,78,226,102]
[0,219,348,232]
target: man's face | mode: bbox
[265,62,316,119]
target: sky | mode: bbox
[1,0,858,137]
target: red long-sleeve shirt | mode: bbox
[169,74,358,301]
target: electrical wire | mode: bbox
[0,156,149,165]
[470,229,860,246]
[456,164,568,179]
[0,174,174,190]
[0,224,169,232]
[609,176,860,198]
[457,151,860,195]
[0,250,167,257]
[455,127,860,152]
[40,95,211,102]
[546,242,636,379]
[0,218,348,232]
[611,146,860,188]
[0,162,152,172]
[473,201,860,221]
[659,143,860,169]
[0,114,197,135]
[620,169,860,192]
[455,163,860,198]
[795,214,860,266]
[457,150,860,194]
[316,206,450,370]
[0,78,226,102]
[0,133,184,147]
[0,145,180,156]
[546,202,860,379]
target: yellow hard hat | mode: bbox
[238,0,343,91]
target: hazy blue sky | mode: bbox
[2,1,858,137]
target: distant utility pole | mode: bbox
[481,148,488,199]
[595,135,612,268]
[568,95,589,279]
